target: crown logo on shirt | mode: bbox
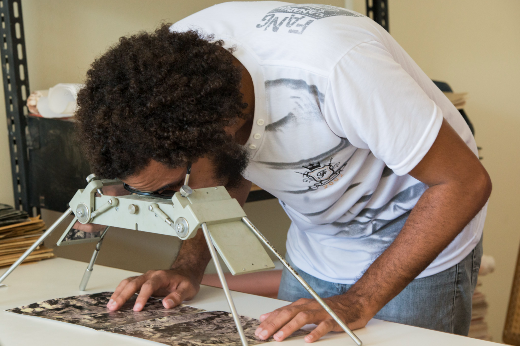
[297,158,347,190]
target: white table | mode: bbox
[0,258,499,346]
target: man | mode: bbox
[75,2,491,343]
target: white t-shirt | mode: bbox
[171,2,487,284]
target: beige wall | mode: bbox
[1,0,518,343]
[385,1,520,342]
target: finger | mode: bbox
[259,312,271,322]
[163,279,197,309]
[108,275,147,311]
[110,277,136,300]
[255,305,300,340]
[260,298,309,320]
[163,291,184,309]
[108,277,138,307]
[273,310,320,342]
[292,298,313,306]
[259,299,310,320]
[133,276,166,311]
[304,319,336,343]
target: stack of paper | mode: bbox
[0,204,29,227]
[0,212,54,268]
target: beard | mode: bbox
[211,141,250,190]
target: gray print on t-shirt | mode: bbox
[332,182,427,237]
[259,77,353,194]
[265,78,324,125]
[355,211,411,257]
[259,77,346,172]
[269,5,363,20]
[257,138,350,170]
[256,5,362,34]
[301,166,393,216]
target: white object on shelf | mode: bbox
[35,83,84,118]
[36,94,66,118]
[48,83,83,115]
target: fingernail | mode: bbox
[164,299,175,308]
[255,328,262,336]
[107,299,115,306]
[274,331,284,340]
[260,330,268,339]
[305,335,314,342]
[133,303,143,311]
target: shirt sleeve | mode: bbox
[323,40,443,176]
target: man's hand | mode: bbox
[255,294,369,343]
[107,268,200,311]
[106,227,212,311]
[104,176,252,312]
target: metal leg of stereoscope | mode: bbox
[241,217,363,346]
[201,222,249,346]
[193,217,363,346]
[202,218,362,346]
[79,226,110,291]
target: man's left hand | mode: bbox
[255,295,370,343]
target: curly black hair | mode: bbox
[75,24,248,181]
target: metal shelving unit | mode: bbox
[366,0,389,32]
[0,0,32,213]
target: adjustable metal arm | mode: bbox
[242,217,363,346]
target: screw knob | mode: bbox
[75,203,90,224]
[128,204,139,214]
[86,173,97,183]
[174,217,189,238]
[180,185,193,197]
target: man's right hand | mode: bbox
[105,176,251,311]
[106,227,213,311]
[107,268,200,311]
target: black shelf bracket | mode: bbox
[0,0,32,213]
[366,0,389,32]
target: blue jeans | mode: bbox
[278,238,483,335]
